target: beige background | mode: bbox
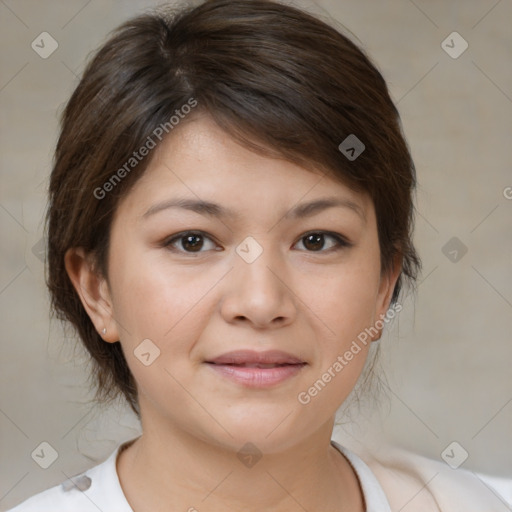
[1,0,511,509]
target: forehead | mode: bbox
[117,115,373,223]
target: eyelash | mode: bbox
[162,230,352,255]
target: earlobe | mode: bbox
[64,247,120,343]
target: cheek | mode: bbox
[309,259,382,340]
[303,253,381,399]
[108,247,219,359]
[107,256,214,406]
[297,270,379,412]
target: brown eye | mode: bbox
[181,233,204,252]
[164,231,218,254]
[303,233,325,251]
[295,232,351,252]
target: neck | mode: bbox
[117,411,364,512]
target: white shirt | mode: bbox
[333,441,392,511]
[6,438,390,512]
[6,438,511,512]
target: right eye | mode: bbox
[163,231,221,254]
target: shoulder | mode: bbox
[6,441,134,512]
[360,444,511,512]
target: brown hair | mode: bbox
[46,0,421,419]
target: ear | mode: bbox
[372,253,402,341]
[64,247,120,343]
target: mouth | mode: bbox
[208,362,303,368]
[206,349,306,366]
[204,350,307,388]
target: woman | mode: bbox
[7,0,504,510]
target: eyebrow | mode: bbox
[142,196,366,223]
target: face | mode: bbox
[69,114,399,453]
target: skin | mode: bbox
[65,114,400,512]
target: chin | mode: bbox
[193,405,317,455]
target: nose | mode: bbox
[220,239,297,330]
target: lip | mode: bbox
[205,350,307,388]
[206,350,305,365]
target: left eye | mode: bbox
[293,232,350,252]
